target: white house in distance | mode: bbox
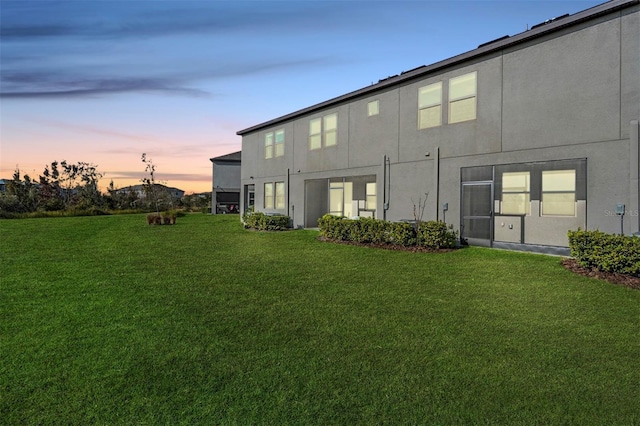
[237,0,639,255]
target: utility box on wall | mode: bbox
[494,216,523,243]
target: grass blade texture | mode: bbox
[1,214,639,424]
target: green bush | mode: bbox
[318,215,458,249]
[386,222,417,246]
[243,211,290,231]
[418,220,458,249]
[568,228,640,276]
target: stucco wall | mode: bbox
[239,4,640,244]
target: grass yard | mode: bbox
[1,214,639,424]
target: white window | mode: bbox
[366,182,377,210]
[418,82,442,129]
[542,170,576,216]
[449,72,477,124]
[309,113,337,150]
[324,114,337,147]
[329,181,353,217]
[264,183,274,209]
[367,100,379,116]
[274,129,284,157]
[309,118,322,150]
[275,182,285,209]
[264,133,273,159]
[501,172,530,215]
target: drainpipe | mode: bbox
[434,147,440,221]
[287,168,290,218]
[383,155,387,221]
[631,120,639,232]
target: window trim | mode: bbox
[275,181,285,210]
[541,169,576,216]
[309,113,338,150]
[367,100,379,117]
[274,129,284,157]
[263,182,274,209]
[448,71,477,124]
[501,171,530,215]
[264,132,273,159]
[418,82,442,129]
[309,118,322,150]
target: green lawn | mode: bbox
[1,214,639,424]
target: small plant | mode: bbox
[162,210,177,225]
[243,211,290,231]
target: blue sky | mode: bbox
[0,0,602,193]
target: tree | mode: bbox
[38,160,104,210]
[141,153,160,214]
[4,168,38,212]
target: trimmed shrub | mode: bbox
[568,228,640,276]
[318,215,459,249]
[243,211,291,231]
[418,220,458,249]
[386,222,417,246]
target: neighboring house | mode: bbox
[115,184,185,201]
[210,151,241,214]
[0,179,7,193]
[237,0,639,254]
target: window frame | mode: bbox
[263,182,274,209]
[418,82,442,129]
[365,182,377,211]
[367,100,379,117]
[274,129,284,157]
[501,171,530,215]
[264,132,274,159]
[541,170,576,216]
[275,181,285,209]
[309,113,338,150]
[324,113,337,147]
[309,118,322,150]
[448,71,477,124]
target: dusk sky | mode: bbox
[1,0,602,194]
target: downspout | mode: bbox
[287,168,290,218]
[631,120,639,232]
[383,155,387,221]
[434,147,440,221]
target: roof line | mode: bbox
[237,0,638,136]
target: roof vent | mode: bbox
[400,65,427,75]
[378,74,398,83]
[530,13,570,30]
[477,35,510,49]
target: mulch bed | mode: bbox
[561,258,640,290]
[319,237,640,290]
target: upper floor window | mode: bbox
[449,72,477,124]
[367,100,379,116]
[265,129,284,159]
[418,82,442,129]
[309,113,338,150]
[542,170,576,216]
[264,133,273,159]
[501,171,530,215]
[274,130,284,157]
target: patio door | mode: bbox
[461,182,493,246]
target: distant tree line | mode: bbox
[0,160,211,218]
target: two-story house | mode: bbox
[237,0,639,254]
